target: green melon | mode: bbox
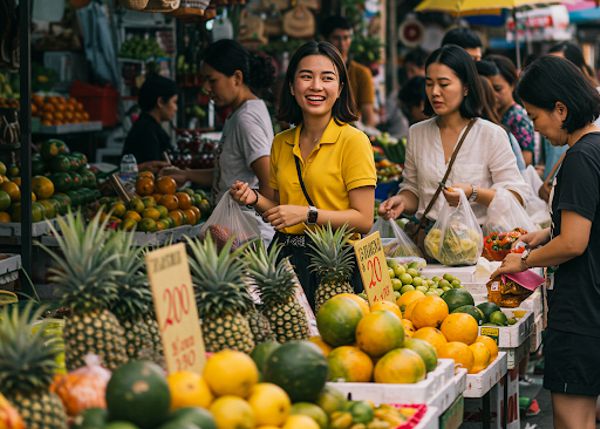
[264,341,328,403]
[441,289,474,313]
[476,302,502,323]
[72,407,108,429]
[105,361,171,429]
[316,385,347,415]
[167,408,216,429]
[316,295,364,347]
[250,340,281,375]
[404,338,438,372]
[290,403,328,429]
[452,305,485,325]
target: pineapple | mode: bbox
[306,223,356,311]
[186,235,255,353]
[40,211,128,371]
[0,303,68,429]
[110,230,163,364]
[246,303,276,344]
[245,242,310,343]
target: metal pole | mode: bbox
[19,0,33,287]
[513,8,521,69]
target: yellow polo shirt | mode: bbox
[269,118,376,235]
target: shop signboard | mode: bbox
[506,4,573,42]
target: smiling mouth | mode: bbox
[306,95,326,105]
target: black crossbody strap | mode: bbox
[294,155,315,206]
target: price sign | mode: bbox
[353,231,394,306]
[146,243,205,374]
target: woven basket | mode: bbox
[120,0,150,10]
[145,0,181,12]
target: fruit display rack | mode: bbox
[478,309,533,348]
[464,352,508,398]
[0,253,21,287]
[37,121,102,135]
[0,217,62,237]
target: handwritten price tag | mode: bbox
[353,231,394,306]
[145,243,205,374]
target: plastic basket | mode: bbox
[70,81,119,127]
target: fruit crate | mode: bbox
[464,352,508,398]
[413,405,439,429]
[500,338,530,370]
[0,253,21,288]
[429,368,467,414]
[390,403,429,429]
[131,225,192,246]
[38,121,102,134]
[478,309,534,348]
[0,218,61,237]
[328,359,454,405]
[421,264,482,283]
[530,313,544,351]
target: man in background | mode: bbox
[441,27,483,61]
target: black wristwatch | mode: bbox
[307,206,318,225]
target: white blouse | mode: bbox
[401,117,530,224]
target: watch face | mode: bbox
[308,208,318,224]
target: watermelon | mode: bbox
[264,341,328,403]
[72,407,107,429]
[452,305,485,325]
[250,341,280,375]
[167,408,216,429]
[476,302,502,323]
[441,288,474,313]
[105,361,170,429]
[50,154,71,173]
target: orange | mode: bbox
[142,207,161,221]
[32,176,54,199]
[374,348,426,384]
[183,209,197,225]
[316,295,364,347]
[0,212,10,223]
[335,293,370,316]
[475,335,499,360]
[308,336,333,357]
[396,290,426,312]
[401,319,415,338]
[155,220,170,231]
[403,297,424,321]
[327,346,373,382]
[135,177,154,196]
[412,327,448,356]
[120,219,137,231]
[203,350,259,398]
[370,301,402,320]
[1,182,20,202]
[189,206,201,222]
[138,218,157,232]
[128,197,145,213]
[404,337,438,372]
[138,171,154,179]
[124,210,142,222]
[248,383,291,426]
[142,196,156,208]
[0,191,10,211]
[176,192,192,210]
[166,371,213,410]
[439,341,474,372]
[156,205,169,219]
[410,296,449,329]
[468,342,491,374]
[355,310,405,358]
[159,194,179,211]
[156,176,177,195]
[168,210,184,227]
[210,396,255,429]
[111,202,127,218]
[440,313,479,345]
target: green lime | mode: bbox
[489,311,509,326]
[399,273,413,285]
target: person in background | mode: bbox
[441,27,483,61]
[230,41,376,308]
[320,15,378,127]
[486,54,535,166]
[160,39,276,243]
[493,55,600,429]
[549,41,598,87]
[122,74,176,171]
[398,76,429,126]
[404,47,428,80]
[476,60,526,171]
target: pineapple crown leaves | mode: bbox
[306,222,356,281]
[38,210,124,313]
[244,241,297,304]
[0,302,62,395]
[186,235,253,317]
[109,231,153,320]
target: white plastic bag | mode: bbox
[370,217,423,258]
[521,166,551,227]
[484,188,539,235]
[424,190,483,266]
[199,193,260,250]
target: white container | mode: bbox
[464,352,508,398]
[530,314,544,351]
[479,309,534,348]
[415,406,440,429]
[429,368,467,413]
[500,340,530,370]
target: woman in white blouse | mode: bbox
[379,45,528,224]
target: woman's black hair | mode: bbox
[423,44,483,118]
[475,60,499,78]
[138,74,177,112]
[517,55,600,133]
[549,41,597,84]
[399,76,426,109]
[485,54,518,86]
[278,41,358,124]
[202,39,275,92]
[441,28,482,50]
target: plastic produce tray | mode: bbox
[464,352,508,398]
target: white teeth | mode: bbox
[307,96,325,101]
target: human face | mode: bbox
[409,101,428,124]
[465,47,482,62]
[157,94,178,121]
[291,54,342,119]
[425,62,466,117]
[523,101,568,146]
[328,29,353,59]
[201,63,239,108]
[489,74,514,113]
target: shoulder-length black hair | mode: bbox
[277,41,358,125]
[485,54,518,87]
[517,55,600,133]
[423,44,482,118]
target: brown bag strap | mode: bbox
[415,118,477,230]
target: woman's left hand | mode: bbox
[443,183,472,206]
[263,205,308,230]
[491,252,527,279]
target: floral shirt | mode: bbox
[502,103,535,155]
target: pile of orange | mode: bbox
[32,95,91,127]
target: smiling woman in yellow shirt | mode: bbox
[231,41,376,307]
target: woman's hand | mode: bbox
[443,183,472,206]
[491,252,527,278]
[538,183,552,202]
[378,196,406,220]
[263,205,308,230]
[516,228,551,249]
[159,166,187,186]
[139,160,170,174]
[230,181,257,205]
